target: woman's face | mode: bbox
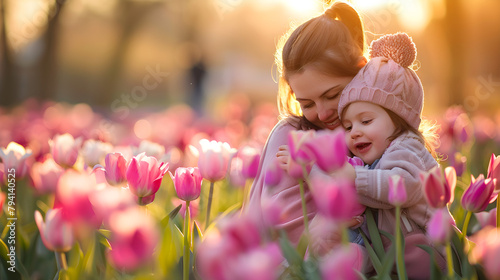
[288,66,353,130]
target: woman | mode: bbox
[246,1,367,244]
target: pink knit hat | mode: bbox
[338,32,423,130]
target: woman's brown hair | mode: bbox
[274,1,367,129]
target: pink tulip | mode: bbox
[287,130,315,164]
[81,139,113,167]
[427,208,455,244]
[347,156,364,167]
[310,173,365,222]
[89,187,136,225]
[303,129,347,173]
[469,227,500,280]
[29,155,64,194]
[170,167,202,201]
[461,174,496,212]
[195,139,235,182]
[444,166,457,204]
[0,192,5,217]
[388,175,407,206]
[488,153,500,191]
[320,243,366,280]
[0,141,32,178]
[35,208,75,252]
[421,166,454,208]
[103,152,128,186]
[224,243,282,280]
[107,207,159,271]
[475,208,497,229]
[263,157,285,186]
[56,169,101,228]
[126,152,169,205]
[228,157,247,188]
[451,152,467,177]
[49,133,82,168]
[286,156,311,180]
[237,146,261,180]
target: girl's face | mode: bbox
[288,66,353,130]
[341,102,396,165]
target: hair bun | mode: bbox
[369,32,416,68]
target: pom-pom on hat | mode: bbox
[338,32,423,130]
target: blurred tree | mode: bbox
[36,0,67,102]
[0,0,17,106]
[96,0,163,106]
[444,0,465,106]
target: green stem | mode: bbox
[341,225,349,246]
[462,211,472,240]
[395,206,406,280]
[55,251,68,272]
[298,179,309,237]
[497,198,500,228]
[183,201,191,280]
[205,181,214,231]
[445,242,454,278]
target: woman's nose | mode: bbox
[317,104,334,121]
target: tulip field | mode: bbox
[1,100,500,280]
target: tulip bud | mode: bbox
[170,167,203,201]
[461,174,496,213]
[49,133,82,168]
[427,208,454,244]
[287,130,315,164]
[126,152,168,205]
[421,166,454,208]
[303,129,347,173]
[238,146,261,180]
[103,152,128,186]
[487,153,500,191]
[196,139,235,182]
[30,155,64,194]
[388,175,407,206]
[264,158,285,186]
[35,209,75,252]
[0,141,32,178]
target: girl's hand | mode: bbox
[276,145,290,170]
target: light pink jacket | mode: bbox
[246,119,317,244]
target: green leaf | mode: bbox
[0,238,8,261]
[379,242,396,278]
[278,231,303,267]
[365,208,385,258]
[160,204,182,228]
[360,231,383,274]
[158,219,184,276]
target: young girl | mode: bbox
[335,32,447,278]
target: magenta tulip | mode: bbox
[0,141,32,178]
[461,174,496,212]
[107,207,159,271]
[451,152,467,177]
[320,243,366,280]
[238,146,261,180]
[170,167,203,201]
[421,166,454,208]
[0,192,5,217]
[49,133,82,168]
[103,152,128,186]
[488,153,500,190]
[427,208,455,244]
[310,173,365,222]
[469,227,500,280]
[56,169,101,228]
[30,156,64,194]
[347,156,364,167]
[475,208,497,228]
[224,243,282,280]
[263,157,285,186]
[303,129,347,173]
[195,139,235,182]
[35,208,75,252]
[388,175,407,206]
[126,152,169,205]
[287,130,315,164]
[228,157,247,188]
[286,156,311,180]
